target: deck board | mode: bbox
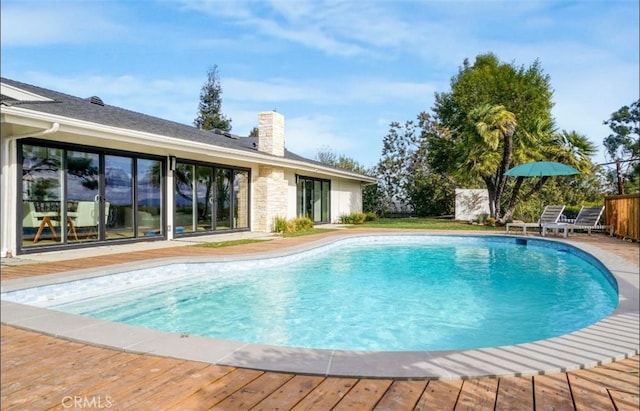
[608,389,640,411]
[251,374,325,411]
[169,368,265,409]
[572,366,640,395]
[534,373,575,411]
[414,379,464,410]
[290,377,358,410]
[1,231,639,410]
[455,378,499,411]
[568,373,616,411]
[495,376,534,411]
[332,378,394,410]
[373,380,428,410]
[212,371,295,410]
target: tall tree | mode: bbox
[604,100,640,161]
[194,65,232,131]
[603,100,639,193]
[428,53,594,221]
[377,120,423,212]
[464,104,517,218]
[315,146,369,175]
[374,113,455,216]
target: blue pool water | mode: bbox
[6,236,618,351]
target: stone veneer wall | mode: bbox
[254,165,288,232]
[258,111,284,157]
[254,111,290,232]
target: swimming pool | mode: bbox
[1,235,619,352]
[2,234,638,378]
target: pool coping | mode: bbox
[1,233,639,379]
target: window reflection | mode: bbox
[21,146,63,246]
[137,159,162,237]
[296,175,330,223]
[20,142,165,249]
[174,161,249,234]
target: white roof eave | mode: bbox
[2,106,377,183]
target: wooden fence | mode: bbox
[604,194,640,241]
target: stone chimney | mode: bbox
[258,111,285,157]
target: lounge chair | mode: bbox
[542,206,613,238]
[506,205,565,235]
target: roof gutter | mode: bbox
[10,121,60,139]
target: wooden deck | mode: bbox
[2,230,639,410]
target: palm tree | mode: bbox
[465,104,517,219]
[501,128,597,222]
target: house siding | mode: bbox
[331,180,364,222]
[1,78,374,257]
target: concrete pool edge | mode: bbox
[1,233,639,379]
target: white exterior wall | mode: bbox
[0,135,18,257]
[282,170,365,224]
[284,169,299,220]
[330,179,364,223]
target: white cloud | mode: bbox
[223,76,435,107]
[284,114,359,159]
[4,0,635,169]
[0,1,125,46]
[19,72,201,125]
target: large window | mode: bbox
[296,175,330,223]
[174,161,249,234]
[19,141,164,250]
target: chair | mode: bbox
[23,201,61,243]
[67,201,110,238]
[506,205,565,235]
[542,206,612,238]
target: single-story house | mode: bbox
[0,77,376,257]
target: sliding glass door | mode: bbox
[66,150,102,244]
[136,159,163,237]
[174,161,249,234]
[21,146,64,245]
[296,175,330,223]
[20,141,164,250]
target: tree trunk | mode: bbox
[500,176,524,223]
[501,176,550,222]
[493,129,514,220]
[484,177,497,218]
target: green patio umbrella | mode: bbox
[505,161,580,177]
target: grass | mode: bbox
[192,239,270,248]
[282,228,339,237]
[360,217,504,231]
[191,218,502,245]
[285,218,503,238]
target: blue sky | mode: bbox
[2,0,638,168]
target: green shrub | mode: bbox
[292,216,314,231]
[364,212,377,221]
[273,216,288,233]
[274,216,314,233]
[339,212,367,224]
[477,213,489,224]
